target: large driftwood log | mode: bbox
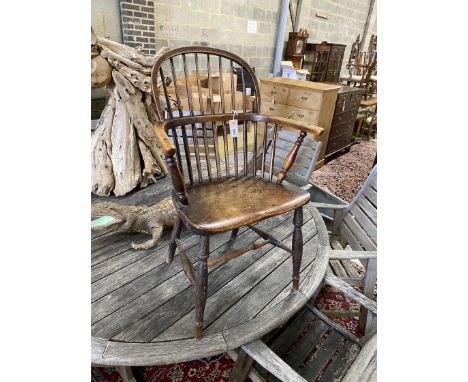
[111,88,141,196]
[91,90,116,196]
[91,29,169,196]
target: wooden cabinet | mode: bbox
[303,42,346,83]
[325,85,365,158]
[260,77,339,169]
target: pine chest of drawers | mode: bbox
[259,77,340,169]
[325,86,365,158]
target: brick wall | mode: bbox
[119,0,156,54]
[91,0,376,79]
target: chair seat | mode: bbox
[175,176,310,234]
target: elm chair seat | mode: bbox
[177,176,311,234]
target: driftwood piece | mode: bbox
[110,88,141,196]
[91,55,113,88]
[113,71,167,174]
[91,29,168,196]
[91,91,116,196]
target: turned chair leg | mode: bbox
[292,207,303,291]
[166,215,183,264]
[224,228,239,253]
[194,235,210,339]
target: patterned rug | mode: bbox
[312,140,377,203]
[91,140,376,382]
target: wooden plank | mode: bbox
[284,318,329,370]
[95,333,228,366]
[325,274,377,314]
[205,233,319,334]
[355,197,377,225]
[343,214,377,251]
[226,349,265,382]
[268,309,313,355]
[328,250,377,260]
[109,210,308,341]
[154,215,317,340]
[241,340,308,382]
[364,186,377,207]
[229,349,255,382]
[92,213,291,332]
[339,222,364,251]
[349,204,377,242]
[222,292,308,350]
[305,305,360,344]
[341,334,377,382]
[319,340,360,382]
[300,330,344,381]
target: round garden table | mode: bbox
[91,178,329,367]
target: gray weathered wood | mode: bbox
[325,274,377,314]
[341,334,377,382]
[328,250,377,260]
[301,330,344,381]
[115,366,137,382]
[91,173,329,366]
[242,340,308,382]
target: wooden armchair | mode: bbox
[311,165,377,333]
[151,47,324,339]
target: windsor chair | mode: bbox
[151,46,324,339]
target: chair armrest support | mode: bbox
[276,131,306,184]
[242,340,308,382]
[153,123,188,205]
[325,274,377,314]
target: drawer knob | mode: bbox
[300,96,308,100]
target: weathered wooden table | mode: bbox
[91,175,329,368]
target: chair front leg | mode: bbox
[166,215,183,264]
[195,235,210,339]
[292,207,303,291]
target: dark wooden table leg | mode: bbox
[166,215,183,264]
[229,348,255,382]
[292,207,303,291]
[194,235,209,339]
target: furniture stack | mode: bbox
[260,77,340,169]
[302,41,346,83]
[326,86,365,158]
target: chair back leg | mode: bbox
[166,215,183,264]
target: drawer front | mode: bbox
[336,99,359,113]
[260,83,289,103]
[326,133,353,155]
[261,100,290,116]
[333,109,358,126]
[261,101,319,124]
[329,120,354,139]
[289,107,319,125]
[287,88,322,110]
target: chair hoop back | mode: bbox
[151,46,261,122]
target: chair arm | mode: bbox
[152,123,188,205]
[241,340,308,382]
[328,250,377,260]
[261,114,324,139]
[325,274,377,314]
[153,122,176,156]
